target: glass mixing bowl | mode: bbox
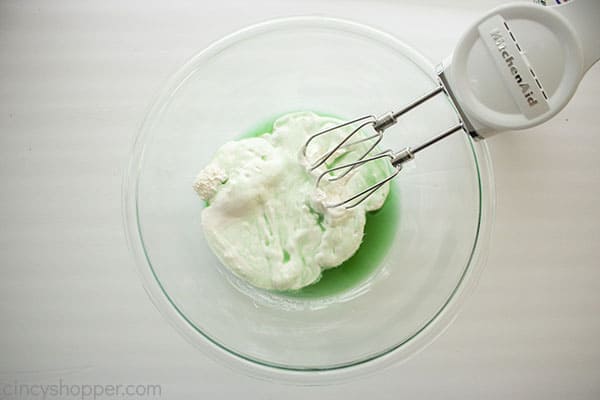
[122,17,494,383]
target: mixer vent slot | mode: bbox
[503,20,549,100]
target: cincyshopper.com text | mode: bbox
[1,379,162,400]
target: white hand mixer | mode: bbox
[302,0,600,208]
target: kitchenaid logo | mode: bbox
[489,28,539,107]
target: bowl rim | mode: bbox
[122,15,496,384]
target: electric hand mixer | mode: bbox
[302,0,600,208]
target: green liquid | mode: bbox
[240,112,400,299]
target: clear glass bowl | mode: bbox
[122,17,495,383]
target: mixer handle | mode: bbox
[556,0,600,73]
[440,0,600,138]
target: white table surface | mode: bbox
[1,0,599,398]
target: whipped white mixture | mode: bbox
[194,112,391,291]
